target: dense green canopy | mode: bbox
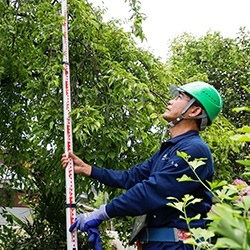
[0,0,249,249]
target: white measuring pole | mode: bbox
[61,0,78,249]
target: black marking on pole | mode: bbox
[62,61,70,65]
[66,203,76,208]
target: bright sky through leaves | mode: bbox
[90,0,250,61]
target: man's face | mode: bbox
[162,92,191,122]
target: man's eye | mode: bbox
[175,94,182,100]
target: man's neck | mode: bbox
[169,121,199,138]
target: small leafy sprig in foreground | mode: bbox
[167,151,250,249]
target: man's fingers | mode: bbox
[61,152,78,169]
[61,154,69,168]
[68,152,76,159]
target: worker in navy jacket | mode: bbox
[62,81,223,250]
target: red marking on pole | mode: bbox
[62,0,78,249]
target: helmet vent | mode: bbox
[202,90,218,104]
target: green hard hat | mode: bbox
[177,81,223,125]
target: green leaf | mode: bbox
[167,202,184,213]
[215,237,243,248]
[237,125,250,133]
[232,106,250,113]
[190,227,214,241]
[188,198,203,205]
[241,195,250,211]
[230,133,250,142]
[177,174,195,182]
[189,159,207,171]
[49,121,54,129]
[149,112,158,119]
[208,180,228,190]
[236,159,250,166]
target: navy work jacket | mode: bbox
[91,130,214,229]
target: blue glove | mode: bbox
[87,227,102,250]
[69,204,110,232]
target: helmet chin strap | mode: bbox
[161,98,208,142]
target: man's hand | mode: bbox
[69,205,110,232]
[70,205,109,250]
[61,152,92,176]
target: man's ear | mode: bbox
[188,106,202,118]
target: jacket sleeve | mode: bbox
[90,152,158,190]
[105,143,213,219]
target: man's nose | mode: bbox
[168,99,174,105]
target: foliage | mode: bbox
[166,31,250,181]
[208,186,250,249]
[200,116,241,181]
[230,86,250,178]
[231,125,250,177]
[0,0,167,248]
[169,148,250,250]
[167,29,250,128]
[0,208,66,250]
[0,0,249,248]
[167,194,215,250]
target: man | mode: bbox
[61,81,223,250]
